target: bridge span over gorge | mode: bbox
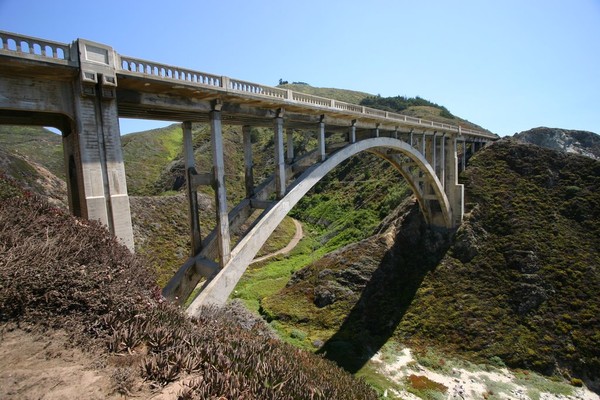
[0,31,496,312]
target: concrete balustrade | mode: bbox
[120,56,222,86]
[0,30,70,63]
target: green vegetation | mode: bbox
[253,139,600,392]
[392,140,600,380]
[121,124,183,195]
[255,215,298,258]
[233,233,327,319]
[0,125,64,178]
[278,83,370,105]
[360,94,454,118]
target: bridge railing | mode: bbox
[331,101,364,113]
[0,31,71,65]
[0,30,493,138]
[119,55,223,87]
[228,78,289,99]
[115,51,494,138]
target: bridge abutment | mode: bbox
[67,39,134,250]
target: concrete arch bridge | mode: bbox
[0,31,496,312]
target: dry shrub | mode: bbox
[0,176,156,331]
[0,175,377,399]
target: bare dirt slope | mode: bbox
[0,329,118,399]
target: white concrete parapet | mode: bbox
[119,55,223,87]
[0,30,71,64]
[229,78,288,99]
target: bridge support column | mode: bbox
[286,128,294,163]
[65,39,134,250]
[461,138,467,172]
[210,109,231,267]
[440,133,446,189]
[318,116,326,161]
[424,133,434,166]
[444,134,464,227]
[274,114,286,198]
[183,121,202,255]
[242,125,254,198]
[432,132,437,177]
[349,120,356,144]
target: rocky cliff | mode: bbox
[514,127,600,160]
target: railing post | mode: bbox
[221,76,230,90]
[274,110,286,199]
[210,107,231,267]
[242,125,254,198]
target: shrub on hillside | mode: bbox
[0,175,377,399]
[0,176,156,327]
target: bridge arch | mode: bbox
[188,137,452,311]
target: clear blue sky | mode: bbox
[2,0,599,136]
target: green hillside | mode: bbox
[121,124,184,195]
[278,83,370,104]
[260,139,600,391]
[0,125,64,179]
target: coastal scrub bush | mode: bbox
[0,175,377,399]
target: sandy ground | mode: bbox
[0,328,119,399]
[2,327,598,400]
[0,328,189,399]
[372,348,600,400]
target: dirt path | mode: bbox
[251,218,303,264]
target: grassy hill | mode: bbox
[278,83,370,104]
[121,124,184,195]
[0,125,64,179]
[259,139,600,393]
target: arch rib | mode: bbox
[188,137,451,312]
